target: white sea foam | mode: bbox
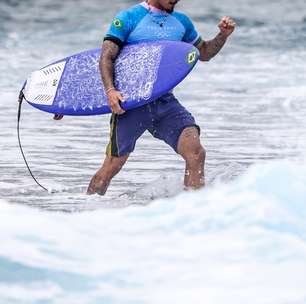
[1,160,306,304]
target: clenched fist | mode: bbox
[218,16,236,38]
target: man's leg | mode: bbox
[87,154,129,195]
[87,105,150,196]
[177,127,206,189]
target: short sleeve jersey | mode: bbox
[105,1,202,47]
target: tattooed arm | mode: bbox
[52,40,124,120]
[100,40,125,115]
[197,16,236,62]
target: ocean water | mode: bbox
[1,0,306,303]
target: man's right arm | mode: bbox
[100,40,125,115]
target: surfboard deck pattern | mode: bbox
[23,41,199,116]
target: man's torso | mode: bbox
[105,1,201,46]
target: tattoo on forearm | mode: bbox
[201,32,227,61]
[99,41,120,90]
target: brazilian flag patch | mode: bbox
[113,18,123,29]
[187,49,197,65]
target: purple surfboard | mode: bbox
[23,41,199,116]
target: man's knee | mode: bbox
[177,127,205,160]
[184,144,206,165]
[103,154,129,174]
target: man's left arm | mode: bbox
[197,16,236,62]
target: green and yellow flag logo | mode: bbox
[187,50,197,65]
[113,18,123,29]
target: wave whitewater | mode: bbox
[0,160,306,304]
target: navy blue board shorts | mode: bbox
[106,93,200,157]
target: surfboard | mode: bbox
[23,41,199,116]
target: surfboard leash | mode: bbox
[17,87,49,192]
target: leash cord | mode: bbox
[17,88,49,192]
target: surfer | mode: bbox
[84,0,236,195]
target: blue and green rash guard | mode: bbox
[104,1,202,47]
